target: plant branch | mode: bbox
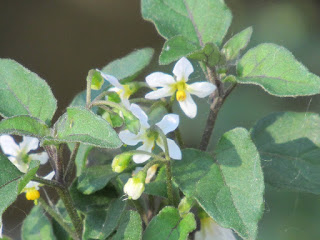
[39,198,78,240]
[64,143,80,182]
[57,187,83,239]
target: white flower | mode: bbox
[145,57,216,118]
[195,217,236,240]
[23,171,55,201]
[0,135,49,173]
[98,71,132,109]
[119,104,181,163]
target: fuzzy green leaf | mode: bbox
[222,27,253,61]
[251,112,320,194]
[173,128,264,239]
[143,207,196,240]
[0,156,40,226]
[68,143,93,177]
[102,48,154,82]
[83,199,127,239]
[159,36,198,65]
[21,205,56,240]
[49,107,122,148]
[0,115,50,139]
[0,59,57,124]
[110,211,142,240]
[142,0,232,46]
[237,43,320,96]
[77,165,118,194]
[188,42,224,67]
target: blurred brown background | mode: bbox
[1,0,320,239]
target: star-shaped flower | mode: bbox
[145,57,216,118]
[119,104,181,163]
[0,135,49,173]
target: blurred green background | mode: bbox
[1,0,320,239]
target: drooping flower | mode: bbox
[119,104,181,163]
[0,135,49,173]
[145,57,216,118]
[194,217,236,240]
[98,71,134,109]
[123,171,146,200]
[23,171,55,203]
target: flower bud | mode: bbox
[89,70,104,90]
[107,92,121,103]
[178,196,195,217]
[122,109,140,134]
[123,171,146,200]
[145,164,159,183]
[112,152,133,173]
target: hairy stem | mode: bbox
[165,161,175,206]
[57,187,83,239]
[64,143,80,182]
[39,198,78,240]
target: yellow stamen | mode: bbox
[176,90,187,101]
[26,189,40,201]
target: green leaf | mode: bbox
[0,59,57,124]
[110,211,142,240]
[222,27,253,61]
[50,107,122,148]
[173,128,264,239]
[83,199,127,239]
[77,165,118,194]
[69,180,116,213]
[21,205,56,240]
[102,48,154,82]
[0,156,40,227]
[237,43,320,96]
[250,112,320,194]
[159,36,198,65]
[188,42,224,67]
[145,166,167,198]
[142,0,232,64]
[142,207,196,240]
[0,115,50,138]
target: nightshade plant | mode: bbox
[0,0,320,239]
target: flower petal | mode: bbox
[178,93,197,118]
[44,171,55,180]
[195,218,236,240]
[0,135,19,156]
[188,82,217,98]
[133,142,153,164]
[156,114,179,134]
[24,180,40,190]
[146,72,175,88]
[156,138,182,160]
[129,104,150,128]
[19,136,39,153]
[29,152,49,165]
[98,71,123,89]
[145,87,174,100]
[119,130,141,146]
[173,57,194,81]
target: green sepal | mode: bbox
[90,69,104,90]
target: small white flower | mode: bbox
[195,217,236,240]
[123,177,145,200]
[23,171,55,201]
[145,57,216,118]
[98,71,132,109]
[0,135,49,173]
[119,104,182,163]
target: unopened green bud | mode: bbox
[89,70,104,90]
[178,196,195,217]
[112,152,133,173]
[123,171,146,200]
[102,111,123,128]
[122,109,140,134]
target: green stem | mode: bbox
[39,198,78,240]
[165,161,175,206]
[32,176,64,189]
[64,143,80,182]
[131,200,149,226]
[57,188,83,239]
[86,71,93,108]
[89,100,125,112]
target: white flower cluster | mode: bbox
[99,57,216,200]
